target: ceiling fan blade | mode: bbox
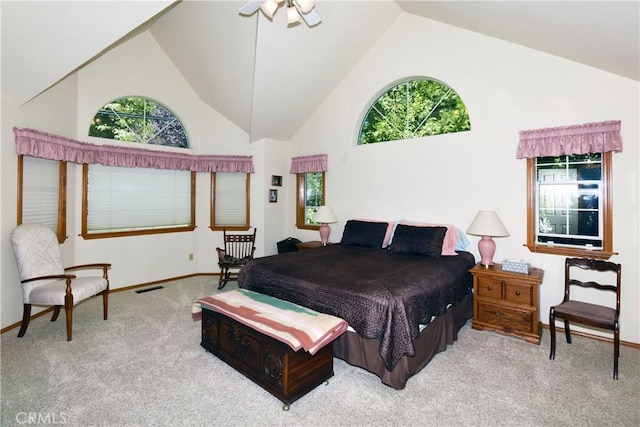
[239,0,263,16]
[300,9,321,27]
[298,5,321,27]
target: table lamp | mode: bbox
[466,210,510,267]
[313,206,337,246]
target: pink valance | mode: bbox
[13,127,254,173]
[516,120,622,159]
[289,154,328,174]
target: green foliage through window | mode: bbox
[89,97,188,148]
[358,78,470,144]
[304,172,323,225]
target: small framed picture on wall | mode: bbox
[271,175,283,186]
[269,189,278,203]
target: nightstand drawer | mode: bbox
[476,276,503,300]
[503,282,533,306]
[477,301,533,333]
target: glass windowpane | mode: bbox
[535,153,603,248]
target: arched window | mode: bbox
[358,78,470,144]
[89,97,189,148]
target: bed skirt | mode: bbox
[333,292,473,390]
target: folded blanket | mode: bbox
[193,289,348,355]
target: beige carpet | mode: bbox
[1,276,638,426]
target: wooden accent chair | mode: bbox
[10,223,111,341]
[549,257,622,379]
[216,228,256,290]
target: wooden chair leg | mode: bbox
[564,320,572,343]
[549,308,556,360]
[613,326,620,380]
[65,293,73,342]
[102,290,109,320]
[17,304,31,337]
[51,305,61,321]
[218,268,228,290]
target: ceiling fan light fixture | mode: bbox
[296,0,315,14]
[287,5,301,25]
[239,0,320,27]
[260,0,279,19]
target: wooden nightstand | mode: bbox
[469,263,544,344]
[295,241,331,250]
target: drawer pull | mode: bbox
[515,291,521,296]
[487,286,493,291]
[495,311,512,322]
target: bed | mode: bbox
[237,220,475,389]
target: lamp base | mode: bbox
[319,223,330,246]
[478,235,496,267]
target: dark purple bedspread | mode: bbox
[238,244,475,371]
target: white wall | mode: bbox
[256,138,292,256]
[287,14,640,343]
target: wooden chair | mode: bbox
[549,257,622,379]
[10,223,111,341]
[216,228,256,290]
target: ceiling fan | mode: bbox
[239,0,322,27]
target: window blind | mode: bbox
[214,172,247,226]
[22,156,59,230]
[87,164,191,233]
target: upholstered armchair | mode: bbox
[10,223,111,341]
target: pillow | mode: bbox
[389,220,460,256]
[389,224,447,258]
[340,220,389,248]
[355,218,397,248]
[454,227,470,251]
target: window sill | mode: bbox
[296,223,320,231]
[525,244,617,260]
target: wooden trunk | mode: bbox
[200,307,334,407]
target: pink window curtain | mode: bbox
[13,128,254,173]
[516,120,622,159]
[289,154,328,174]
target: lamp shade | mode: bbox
[466,211,510,237]
[314,206,337,224]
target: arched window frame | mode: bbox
[357,77,471,145]
[89,96,189,149]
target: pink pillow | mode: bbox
[395,220,459,256]
[355,218,397,248]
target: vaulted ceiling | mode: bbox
[2,1,638,143]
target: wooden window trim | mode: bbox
[210,172,251,231]
[17,155,67,243]
[296,172,325,230]
[525,153,616,260]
